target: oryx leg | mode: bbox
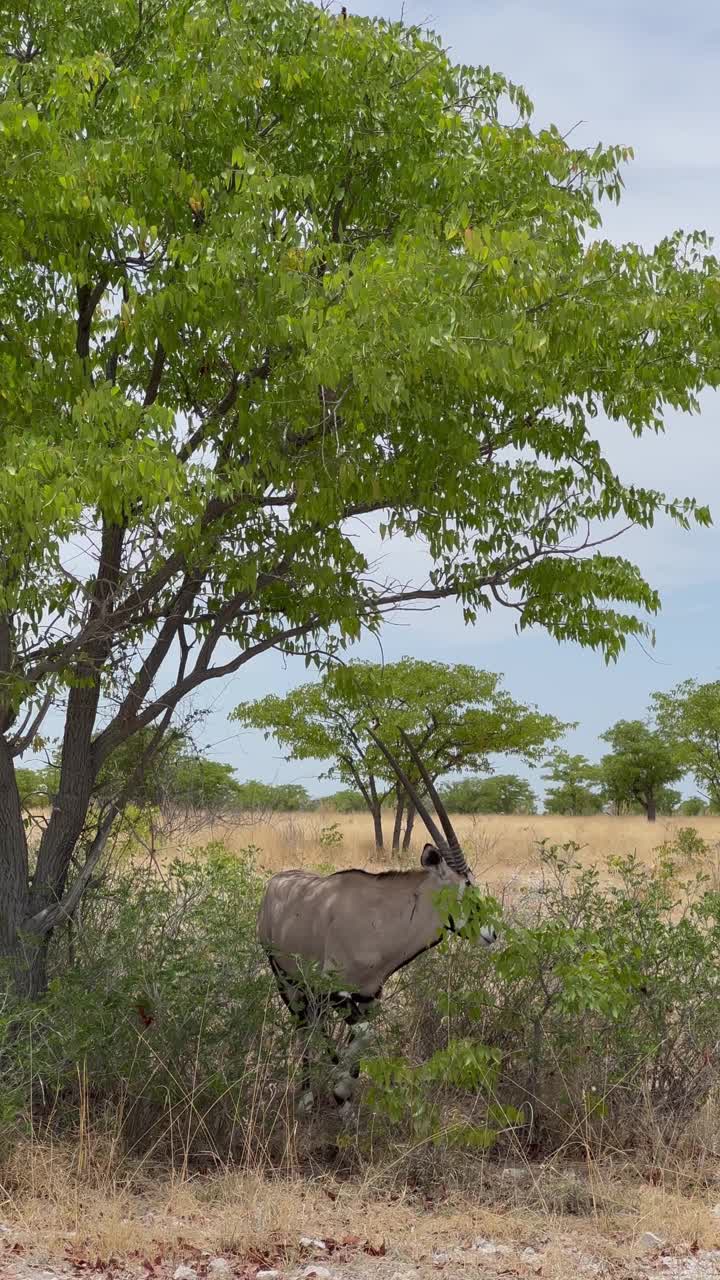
[329,991,379,1110]
[267,955,339,1113]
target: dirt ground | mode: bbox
[3,1167,720,1280]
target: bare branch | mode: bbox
[24,806,117,937]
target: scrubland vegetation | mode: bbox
[4,813,720,1276]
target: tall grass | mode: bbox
[162,809,720,885]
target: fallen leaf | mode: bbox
[363,1242,386,1257]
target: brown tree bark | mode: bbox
[402,799,416,851]
[391,787,405,854]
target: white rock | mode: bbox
[301,1267,332,1280]
[299,1238,327,1250]
[208,1260,233,1280]
[173,1268,198,1280]
[471,1238,511,1256]
[638,1231,664,1250]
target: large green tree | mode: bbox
[1,1,718,996]
[234,658,564,849]
[652,680,720,805]
[599,720,684,822]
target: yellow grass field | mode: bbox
[175,810,720,890]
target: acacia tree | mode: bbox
[233,658,564,849]
[599,720,684,822]
[1,0,719,996]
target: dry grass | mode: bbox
[2,1138,720,1278]
[162,810,720,891]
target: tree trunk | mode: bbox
[402,799,416,851]
[367,773,384,851]
[391,788,404,854]
[371,803,384,852]
[0,737,33,996]
[646,795,657,822]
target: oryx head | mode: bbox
[367,725,497,947]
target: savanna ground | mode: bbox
[6,813,720,1280]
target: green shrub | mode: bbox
[369,843,720,1156]
[655,825,710,865]
[318,822,343,851]
[0,844,291,1161]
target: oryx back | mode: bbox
[258,866,450,997]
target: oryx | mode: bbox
[258,729,497,1112]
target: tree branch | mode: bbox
[24,806,118,937]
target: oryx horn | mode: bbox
[367,726,471,878]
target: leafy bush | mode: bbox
[369,843,720,1155]
[318,822,343,850]
[0,844,291,1161]
[655,825,711,866]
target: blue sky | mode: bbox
[193,0,720,799]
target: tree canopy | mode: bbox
[599,720,684,822]
[439,774,536,814]
[233,658,563,848]
[652,680,720,805]
[542,750,603,815]
[2,0,719,995]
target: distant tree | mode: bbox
[542,751,603,815]
[678,796,708,817]
[439,774,536,814]
[652,680,720,806]
[232,781,313,812]
[599,720,684,822]
[655,786,682,815]
[165,759,245,813]
[90,726,248,817]
[323,789,367,813]
[234,659,563,851]
[14,767,55,810]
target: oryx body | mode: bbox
[258,856,467,999]
[259,730,496,1112]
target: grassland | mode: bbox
[169,809,720,889]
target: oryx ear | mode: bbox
[420,843,441,868]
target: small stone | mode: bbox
[299,1238,327,1250]
[208,1260,233,1280]
[174,1267,198,1280]
[471,1239,511,1256]
[301,1268,331,1280]
[638,1232,664,1250]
